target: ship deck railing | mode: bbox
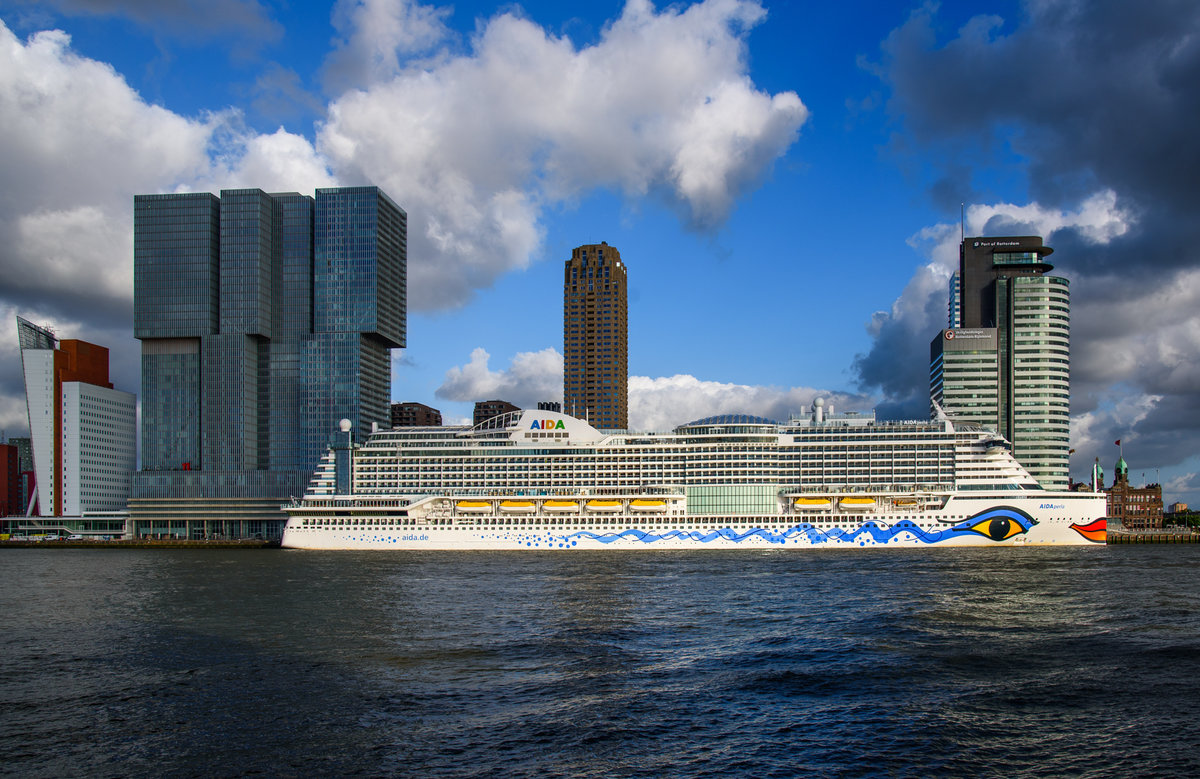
[779,484,954,496]
[296,485,688,506]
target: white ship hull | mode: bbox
[282,494,1107,550]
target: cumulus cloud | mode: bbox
[628,375,871,432]
[0,2,805,443]
[317,0,808,309]
[322,0,453,92]
[0,24,214,323]
[435,347,871,432]
[0,21,340,437]
[436,347,563,410]
[1164,472,1200,500]
[203,126,338,193]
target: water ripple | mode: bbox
[2,547,1199,776]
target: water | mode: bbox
[2,546,1200,778]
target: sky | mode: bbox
[1,0,1198,503]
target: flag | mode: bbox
[1115,439,1121,446]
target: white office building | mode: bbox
[17,317,137,519]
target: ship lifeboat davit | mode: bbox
[630,499,667,512]
[542,499,580,513]
[586,499,622,513]
[500,500,536,514]
[840,497,877,510]
[456,500,492,514]
[794,497,832,510]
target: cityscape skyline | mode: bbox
[0,2,1197,504]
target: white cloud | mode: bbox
[1069,391,1162,459]
[629,374,869,431]
[0,27,214,210]
[1164,472,1198,497]
[317,0,808,309]
[1071,268,1200,399]
[966,190,1132,246]
[14,206,132,302]
[437,347,563,408]
[435,347,871,432]
[207,127,338,193]
[0,22,338,320]
[0,2,806,436]
[0,1,806,316]
[323,0,453,92]
[0,21,344,436]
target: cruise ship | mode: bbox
[280,403,1107,550]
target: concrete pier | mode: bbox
[0,538,279,549]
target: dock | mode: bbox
[0,538,279,549]
[1107,531,1200,544]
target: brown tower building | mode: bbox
[564,242,628,430]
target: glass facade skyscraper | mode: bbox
[930,236,1071,490]
[131,186,406,539]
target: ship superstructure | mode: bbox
[281,404,1106,549]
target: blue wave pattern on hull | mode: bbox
[504,506,1038,548]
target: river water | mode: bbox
[2,545,1199,777]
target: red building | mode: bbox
[0,443,20,516]
[1105,456,1163,530]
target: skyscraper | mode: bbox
[16,317,137,520]
[563,242,628,430]
[931,236,1071,489]
[131,186,406,538]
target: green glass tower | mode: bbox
[931,236,1070,490]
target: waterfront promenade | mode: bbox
[1108,530,1200,544]
[0,538,278,549]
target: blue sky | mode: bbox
[2,0,1199,503]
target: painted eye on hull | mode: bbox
[960,507,1036,541]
